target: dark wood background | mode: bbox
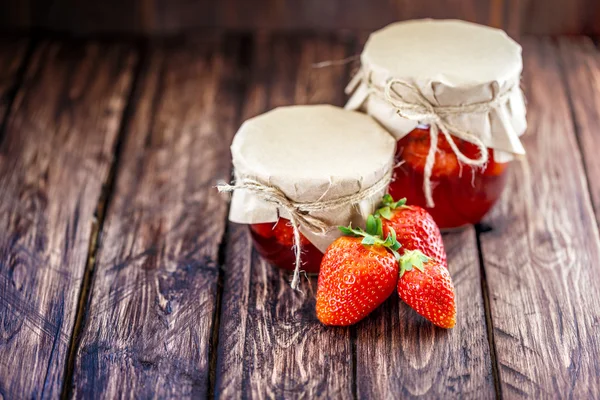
[0,0,599,37]
[1,1,600,398]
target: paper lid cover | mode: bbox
[346,19,527,156]
[363,19,522,87]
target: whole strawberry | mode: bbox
[397,250,456,328]
[376,194,447,268]
[316,221,400,326]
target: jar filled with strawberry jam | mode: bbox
[345,20,527,229]
[249,221,323,273]
[389,126,509,228]
[222,105,395,280]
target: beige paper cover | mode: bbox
[345,19,527,159]
[228,105,396,252]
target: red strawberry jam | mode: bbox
[249,219,324,273]
[388,127,509,229]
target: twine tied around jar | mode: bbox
[217,170,393,290]
[366,76,517,208]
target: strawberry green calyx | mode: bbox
[398,249,430,277]
[338,215,402,260]
[375,194,407,220]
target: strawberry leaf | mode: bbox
[376,217,383,237]
[382,193,394,205]
[391,198,407,208]
[375,194,407,221]
[366,214,378,236]
[388,227,397,240]
[338,219,402,255]
[399,249,430,277]
[378,206,393,220]
[362,236,376,245]
[338,225,355,235]
[390,238,401,251]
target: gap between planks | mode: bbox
[475,223,503,400]
[59,40,148,400]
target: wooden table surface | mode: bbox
[0,32,599,399]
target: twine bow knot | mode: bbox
[218,171,392,289]
[369,77,516,207]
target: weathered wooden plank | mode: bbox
[70,34,246,398]
[557,37,600,230]
[355,227,495,399]
[0,41,136,398]
[0,37,28,124]
[479,37,600,398]
[215,34,355,399]
[212,34,271,399]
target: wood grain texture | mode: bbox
[479,38,600,398]
[557,37,600,230]
[70,34,246,398]
[355,228,495,399]
[0,40,136,398]
[215,34,355,399]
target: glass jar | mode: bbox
[249,219,323,273]
[345,20,527,230]
[224,105,396,279]
[388,127,509,229]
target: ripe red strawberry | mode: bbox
[397,250,456,328]
[376,195,447,268]
[316,223,400,326]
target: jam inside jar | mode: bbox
[388,127,509,229]
[249,219,324,273]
